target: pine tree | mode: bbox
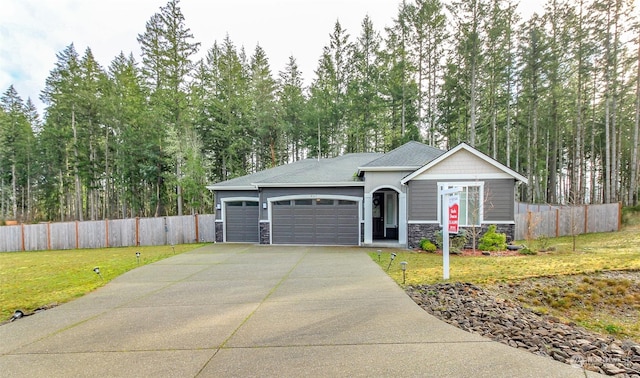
[137,0,200,215]
[277,56,307,161]
[248,44,281,169]
[346,15,384,152]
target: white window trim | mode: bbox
[437,182,484,227]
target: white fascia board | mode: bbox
[357,166,420,173]
[401,143,529,185]
[207,185,257,191]
[253,182,365,188]
[409,173,515,180]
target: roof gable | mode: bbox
[401,143,528,184]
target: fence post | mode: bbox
[195,214,199,243]
[21,224,26,251]
[618,202,623,231]
[135,217,140,246]
[555,209,560,237]
[105,219,109,248]
[75,221,79,249]
[47,222,51,250]
[584,205,588,234]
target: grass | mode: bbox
[371,222,640,341]
[372,226,640,286]
[0,244,206,321]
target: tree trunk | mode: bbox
[72,108,83,221]
[630,30,640,206]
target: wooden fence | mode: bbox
[514,202,621,240]
[0,214,216,253]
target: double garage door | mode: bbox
[225,198,360,245]
[272,199,359,245]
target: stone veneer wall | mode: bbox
[215,222,223,243]
[408,223,515,250]
[259,222,270,244]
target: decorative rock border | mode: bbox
[407,283,640,376]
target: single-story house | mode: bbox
[207,141,528,248]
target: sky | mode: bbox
[1,0,557,115]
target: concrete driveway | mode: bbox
[0,244,600,377]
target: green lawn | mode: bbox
[0,244,206,321]
[373,226,640,285]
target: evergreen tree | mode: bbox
[137,0,200,215]
[249,44,281,169]
[277,56,307,161]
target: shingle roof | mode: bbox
[208,152,382,189]
[359,141,445,169]
[208,141,449,190]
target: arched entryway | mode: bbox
[372,189,399,241]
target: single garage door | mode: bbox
[272,198,359,245]
[226,201,259,242]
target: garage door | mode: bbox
[272,199,359,245]
[226,201,259,242]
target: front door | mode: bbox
[372,193,385,239]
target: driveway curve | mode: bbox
[0,244,601,377]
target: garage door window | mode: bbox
[316,199,333,205]
[295,199,312,205]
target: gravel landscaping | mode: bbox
[407,282,640,376]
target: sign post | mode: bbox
[441,187,462,280]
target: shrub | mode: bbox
[478,225,507,251]
[519,247,537,255]
[435,230,468,253]
[420,239,437,252]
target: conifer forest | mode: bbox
[1,0,639,222]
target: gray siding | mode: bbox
[214,190,258,220]
[407,181,438,220]
[484,179,516,221]
[407,179,515,222]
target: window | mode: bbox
[294,199,312,206]
[316,199,334,205]
[439,183,482,227]
[273,200,291,206]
